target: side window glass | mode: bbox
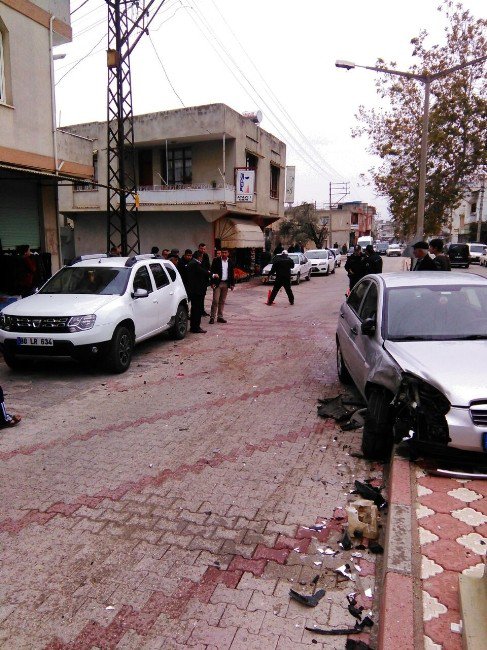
[133,266,153,293]
[150,263,170,288]
[347,280,369,314]
[163,263,177,282]
[359,283,378,321]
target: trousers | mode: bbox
[211,282,229,318]
[189,294,205,330]
[269,277,294,304]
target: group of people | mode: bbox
[345,244,383,290]
[410,239,451,271]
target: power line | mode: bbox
[71,0,90,15]
[55,31,106,85]
[148,34,186,107]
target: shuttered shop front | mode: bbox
[0,177,40,250]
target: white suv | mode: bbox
[0,254,189,373]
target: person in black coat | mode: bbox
[345,245,366,290]
[364,244,383,274]
[412,241,438,271]
[209,249,235,324]
[266,250,295,305]
[193,243,211,315]
[186,251,211,333]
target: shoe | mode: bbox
[0,414,21,428]
[190,328,207,333]
[209,318,215,324]
[217,317,227,323]
[289,301,294,305]
[202,311,210,316]
[266,301,273,306]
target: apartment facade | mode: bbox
[0,0,93,274]
[449,185,487,243]
[59,104,286,264]
[315,201,376,249]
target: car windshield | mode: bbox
[306,251,327,259]
[40,266,131,295]
[385,285,487,341]
[289,254,300,263]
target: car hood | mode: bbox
[384,340,487,405]
[2,294,120,316]
[309,258,327,264]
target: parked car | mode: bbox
[262,253,312,284]
[336,272,487,460]
[446,243,469,268]
[480,250,487,267]
[386,244,402,257]
[376,242,389,255]
[467,242,487,264]
[0,254,189,373]
[306,249,337,275]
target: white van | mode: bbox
[357,236,373,249]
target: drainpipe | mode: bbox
[49,16,63,269]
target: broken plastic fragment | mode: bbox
[339,529,353,550]
[354,480,388,509]
[450,622,462,634]
[289,588,326,607]
[368,540,384,554]
[105,605,115,610]
[364,588,373,598]
[346,499,379,540]
[336,564,354,580]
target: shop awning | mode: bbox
[215,217,264,248]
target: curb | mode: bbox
[378,452,420,650]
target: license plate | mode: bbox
[16,337,54,346]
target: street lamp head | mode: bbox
[335,60,356,70]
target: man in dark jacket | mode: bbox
[266,250,295,305]
[364,244,383,274]
[412,241,438,271]
[186,251,211,333]
[345,245,366,290]
[209,248,235,324]
[193,243,211,315]
[178,249,194,293]
[429,239,451,271]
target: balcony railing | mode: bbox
[128,183,237,206]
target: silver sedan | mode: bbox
[336,272,487,459]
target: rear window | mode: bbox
[470,244,486,253]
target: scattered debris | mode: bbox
[347,594,364,619]
[305,616,373,635]
[345,640,372,650]
[364,588,373,598]
[317,395,358,422]
[346,499,379,540]
[354,480,388,510]
[368,540,384,554]
[289,588,326,608]
[340,409,366,431]
[450,622,462,634]
[336,564,354,581]
[339,529,353,550]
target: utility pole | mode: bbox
[476,176,485,242]
[106,0,168,256]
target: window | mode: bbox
[0,23,9,104]
[245,152,258,170]
[347,280,370,314]
[270,165,280,199]
[162,147,192,184]
[150,263,170,288]
[163,263,177,282]
[133,266,153,293]
[359,283,378,321]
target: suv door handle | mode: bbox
[350,326,358,336]
[152,299,158,303]
[340,312,345,318]
[169,291,174,295]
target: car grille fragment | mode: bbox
[470,404,487,427]
[6,316,70,333]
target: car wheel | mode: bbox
[295,273,300,285]
[104,325,133,373]
[305,270,311,281]
[362,387,395,460]
[3,350,22,370]
[170,303,188,340]
[336,340,352,384]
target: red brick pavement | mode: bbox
[0,271,385,648]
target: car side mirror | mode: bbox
[132,287,148,299]
[361,317,376,335]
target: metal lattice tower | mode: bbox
[106,0,140,256]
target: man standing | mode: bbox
[209,248,235,324]
[364,244,383,274]
[186,250,210,333]
[266,250,295,305]
[178,249,194,294]
[161,249,170,260]
[194,243,211,315]
[345,245,366,290]
[429,239,451,270]
[412,241,438,270]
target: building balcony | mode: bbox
[128,183,238,206]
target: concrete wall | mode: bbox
[71,211,213,257]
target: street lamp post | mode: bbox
[336,56,487,240]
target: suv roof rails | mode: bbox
[125,253,157,268]
[70,254,108,266]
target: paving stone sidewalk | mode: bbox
[0,269,385,649]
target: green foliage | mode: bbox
[354,1,487,237]
[279,203,328,248]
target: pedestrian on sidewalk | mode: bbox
[209,248,235,324]
[266,250,295,305]
[186,250,211,333]
[0,386,21,429]
[429,238,451,271]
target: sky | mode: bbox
[55,0,486,219]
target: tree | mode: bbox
[279,203,328,248]
[353,1,487,237]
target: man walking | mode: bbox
[364,244,383,274]
[412,241,438,270]
[186,251,210,333]
[266,250,295,305]
[209,248,235,324]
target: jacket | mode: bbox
[413,254,438,271]
[186,258,210,296]
[210,257,235,287]
[270,254,294,279]
[364,252,383,274]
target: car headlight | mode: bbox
[68,314,96,332]
[0,313,10,331]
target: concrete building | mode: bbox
[375,218,395,242]
[59,104,286,268]
[449,185,487,243]
[317,201,376,249]
[0,0,93,277]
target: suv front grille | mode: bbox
[5,315,70,333]
[470,403,487,427]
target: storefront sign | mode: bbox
[285,166,295,204]
[235,169,255,203]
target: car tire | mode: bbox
[362,387,395,460]
[104,325,133,373]
[170,303,188,340]
[295,273,300,285]
[3,350,22,370]
[305,271,311,281]
[336,340,352,384]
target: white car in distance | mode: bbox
[262,253,312,284]
[386,244,402,257]
[306,249,335,275]
[0,254,189,373]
